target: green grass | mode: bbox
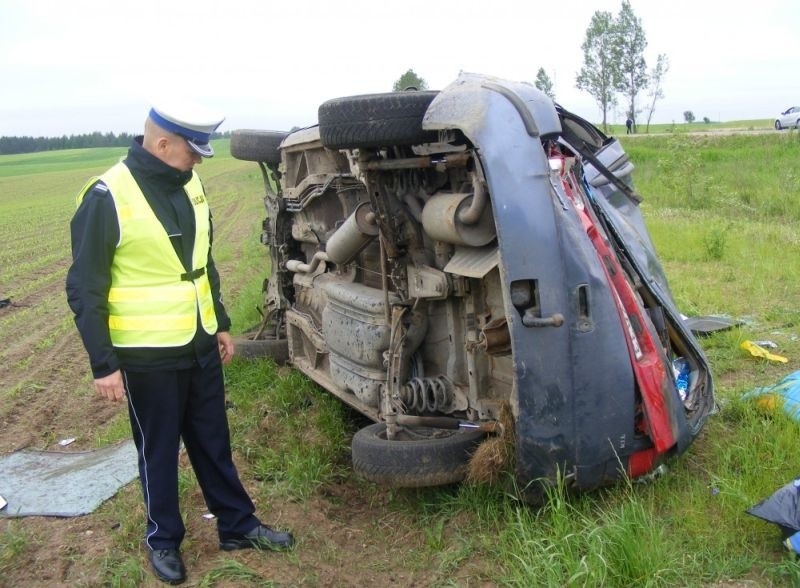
[198,558,278,587]
[0,521,29,577]
[223,358,354,500]
[0,147,128,178]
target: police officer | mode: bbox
[66,103,293,585]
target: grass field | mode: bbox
[1,128,800,586]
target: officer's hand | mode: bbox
[217,331,235,364]
[94,370,125,402]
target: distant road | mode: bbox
[621,128,779,138]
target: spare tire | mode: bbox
[318,91,439,150]
[230,130,288,164]
[351,422,484,487]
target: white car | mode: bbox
[775,106,800,130]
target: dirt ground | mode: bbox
[0,352,465,587]
[0,178,489,587]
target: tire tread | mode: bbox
[350,423,483,488]
[318,92,439,149]
[230,130,288,164]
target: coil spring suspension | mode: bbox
[401,376,452,413]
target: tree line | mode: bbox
[0,131,233,156]
[532,1,668,133]
[540,0,667,133]
[0,132,135,155]
[398,2,667,135]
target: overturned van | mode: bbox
[230,73,715,497]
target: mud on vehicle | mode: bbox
[231,73,715,498]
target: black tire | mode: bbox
[230,130,288,164]
[775,120,782,130]
[351,422,484,487]
[318,91,439,149]
[232,335,289,364]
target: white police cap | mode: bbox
[149,101,225,157]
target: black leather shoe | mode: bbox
[219,524,295,551]
[148,548,186,585]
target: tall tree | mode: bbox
[614,0,648,132]
[534,67,555,100]
[393,69,429,91]
[644,54,669,133]
[576,10,620,132]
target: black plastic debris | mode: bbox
[0,298,10,309]
[747,477,800,539]
[683,315,741,336]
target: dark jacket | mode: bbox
[66,138,231,378]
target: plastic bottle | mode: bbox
[672,357,690,401]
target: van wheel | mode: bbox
[230,130,288,164]
[351,422,484,487]
[318,91,439,149]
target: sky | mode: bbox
[1,0,798,137]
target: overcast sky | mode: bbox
[1,0,798,137]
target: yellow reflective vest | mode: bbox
[76,162,218,347]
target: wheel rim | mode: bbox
[377,426,460,442]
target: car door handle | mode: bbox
[522,310,564,328]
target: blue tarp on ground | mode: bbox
[0,440,138,517]
[743,371,800,419]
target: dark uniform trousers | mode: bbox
[122,353,259,550]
